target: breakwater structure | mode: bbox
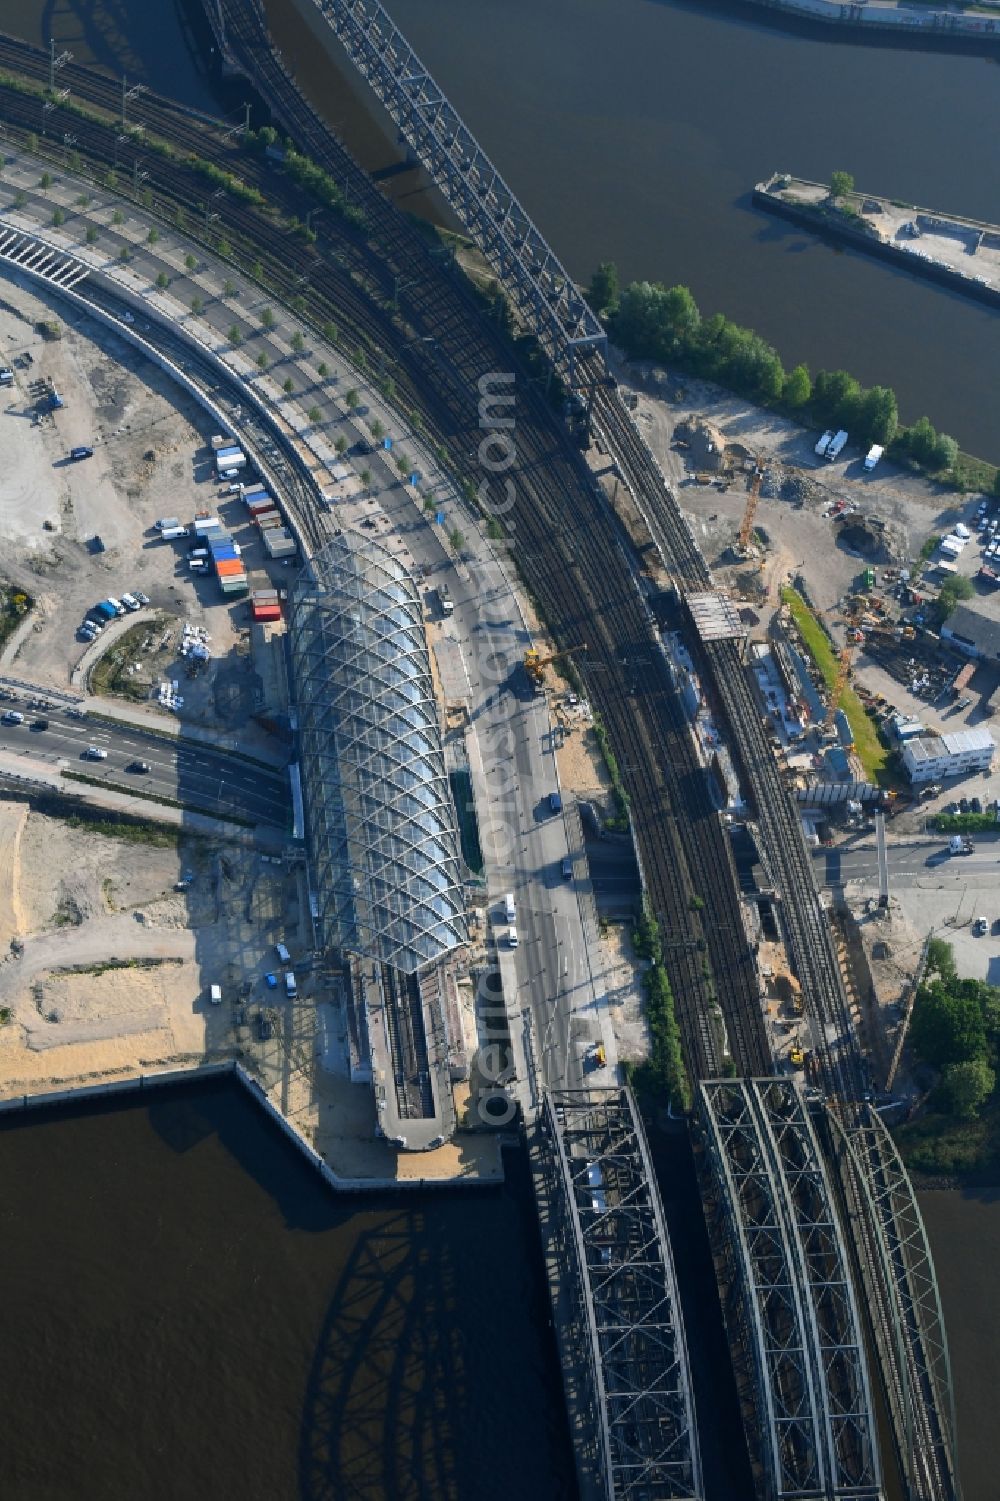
[743,0,1000,45]
[755,172,1000,311]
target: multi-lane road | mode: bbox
[812,836,1000,890]
[0,694,290,829]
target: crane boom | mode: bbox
[737,455,765,552]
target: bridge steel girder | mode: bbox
[543,1088,703,1501]
[696,1079,882,1501]
[826,1108,961,1501]
[310,0,606,383]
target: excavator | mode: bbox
[523,643,587,689]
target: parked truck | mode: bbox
[815,430,834,457]
[948,835,974,856]
[825,430,849,461]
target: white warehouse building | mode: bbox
[902,727,996,783]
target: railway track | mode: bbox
[0,25,773,1080]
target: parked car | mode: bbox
[970,797,983,815]
[30,718,49,731]
[274,942,291,964]
[264,972,278,990]
[561,857,573,880]
[69,445,94,461]
[66,707,86,719]
[960,798,970,814]
[120,593,141,611]
[83,745,107,760]
[973,917,988,936]
[133,590,150,606]
[1,711,24,725]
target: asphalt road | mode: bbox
[812,836,1000,890]
[0,698,289,828]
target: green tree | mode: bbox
[932,574,974,625]
[260,307,275,330]
[184,253,196,271]
[223,278,237,297]
[118,245,130,264]
[39,172,52,190]
[317,362,329,379]
[323,321,338,344]
[112,209,124,226]
[360,468,372,491]
[345,388,359,410]
[14,191,27,210]
[588,260,620,316]
[371,419,385,441]
[813,368,862,429]
[335,435,348,456]
[830,170,854,200]
[155,271,169,290]
[855,385,899,447]
[190,296,203,316]
[141,188,153,210]
[307,406,321,423]
[51,207,65,227]
[85,225,98,245]
[251,260,264,281]
[256,351,268,370]
[217,237,231,259]
[146,226,159,245]
[910,979,988,1068]
[228,324,242,345]
[282,377,294,394]
[932,432,959,472]
[940,1058,995,1120]
[395,454,410,476]
[448,527,465,554]
[174,205,186,229]
[926,938,957,982]
[290,330,305,353]
[782,363,812,408]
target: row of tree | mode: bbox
[908,940,998,1121]
[587,263,968,474]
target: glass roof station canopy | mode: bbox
[289,531,467,975]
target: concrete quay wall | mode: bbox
[753,181,1000,311]
[744,0,1000,44]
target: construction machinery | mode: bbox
[736,454,766,554]
[523,643,587,689]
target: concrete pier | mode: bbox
[755,172,1000,310]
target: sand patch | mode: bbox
[0,801,27,949]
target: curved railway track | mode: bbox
[0,25,773,1078]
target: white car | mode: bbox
[2,711,24,725]
[133,591,150,606]
[120,593,141,611]
[121,312,135,325]
[84,745,107,760]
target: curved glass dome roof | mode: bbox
[289,531,466,973]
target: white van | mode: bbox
[503,893,516,923]
[209,984,222,1006]
[274,942,291,963]
[284,971,297,998]
[507,925,518,950]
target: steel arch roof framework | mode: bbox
[310,0,606,379]
[698,1080,882,1501]
[289,531,466,974]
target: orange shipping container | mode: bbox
[216,559,245,578]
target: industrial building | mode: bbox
[288,532,468,1149]
[902,726,995,783]
[940,602,1000,662]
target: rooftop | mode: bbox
[943,604,1000,660]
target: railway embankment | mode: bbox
[755,173,1000,311]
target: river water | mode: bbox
[0,1081,578,1500]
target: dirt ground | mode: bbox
[619,362,981,623]
[0,275,276,738]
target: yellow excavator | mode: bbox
[523,643,587,689]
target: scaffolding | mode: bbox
[289,531,466,974]
[540,1089,703,1501]
[696,1079,882,1501]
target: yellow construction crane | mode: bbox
[737,455,766,553]
[523,643,587,688]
